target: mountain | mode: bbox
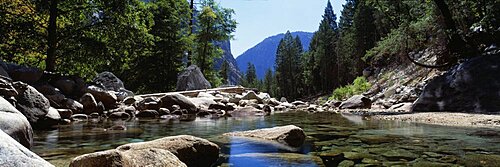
[236,31,314,80]
[214,40,242,85]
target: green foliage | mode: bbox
[193,0,237,87]
[219,60,229,85]
[275,31,304,100]
[305,0,339,94]
[330,77,371,101]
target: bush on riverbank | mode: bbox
[329,77,371,101]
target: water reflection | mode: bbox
[32,112,500,167]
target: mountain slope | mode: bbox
[236,31,313,80]
[214,40,242,85]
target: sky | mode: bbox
[218,0,346,57]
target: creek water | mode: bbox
[32,111,500,167]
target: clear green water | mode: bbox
[32,112,500,167]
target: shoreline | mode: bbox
[367,111,500,128]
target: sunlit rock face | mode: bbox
[413,54,500,112]
[214,40,242,85]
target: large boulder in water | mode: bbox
[70,135,219,167]
[413,54,500,112]
[339,95,372,109]
[0,130,53,167]
[84,85,117,110]
[160,94,198,114]
[0,96,33,148]
[92,72,125,92]
[13,82,57,128]
[69,148,186,167]
[223,125,306,147]
[176,65,211,91]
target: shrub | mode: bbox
[329,76,371,100]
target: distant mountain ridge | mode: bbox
[236,31,313,80]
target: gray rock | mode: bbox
[339,95,372,109]
[52,78,75,95]
[0,77,17,97]
[0,130,53,167]
[79,93,98,114]
[70,114,88,121]
[136,110,159,118]
[84,85,117,110]
[413,55,500,112]
[92,72,125,92]
[242,91,262,102]
[60,98,83,113]
[115,135,220,167]
[57,109,73,119]
[189,97,217,109]
[69,148,186,167]
[280,97,287,103]
[108,112,131,119]
[44,107,61,126]
[9,66,42,84]
[224,125,306,147]
[0,96,33,148]
[160,94,198,114]
[176,65,211,91]
[123,96,142,105]
[13,82,52,128]
[136,97,160,111]
[230,106,263,117]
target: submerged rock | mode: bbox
[70,135,218,167]
[223,125,306,147]
[0,130,53,167]
[70,148,186,167]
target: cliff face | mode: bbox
[214,40,242,85]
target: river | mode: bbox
[32,111,500,166]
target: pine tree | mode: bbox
[307,0,340,93]
[245,62,257,88]
[219,60,229,85]
[275,31,304,99]
[337,0,358,85]
[263,68,274,96]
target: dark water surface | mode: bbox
[32,112,500,167]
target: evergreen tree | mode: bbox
[275,31,304,99]
[337,0,358,85]
[263,68,274,96]
[126,0,191,93]
[245,62,257,87]
[307,0,339,93]
[219,60,230,85]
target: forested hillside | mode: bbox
[240,0,499,100]
[0,0,236,93]
[236,31,313,79]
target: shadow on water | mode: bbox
[32,111,500,167]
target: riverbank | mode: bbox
[370,112,500,128]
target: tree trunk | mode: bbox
[46,0,58,72]
[433,0,471,57]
